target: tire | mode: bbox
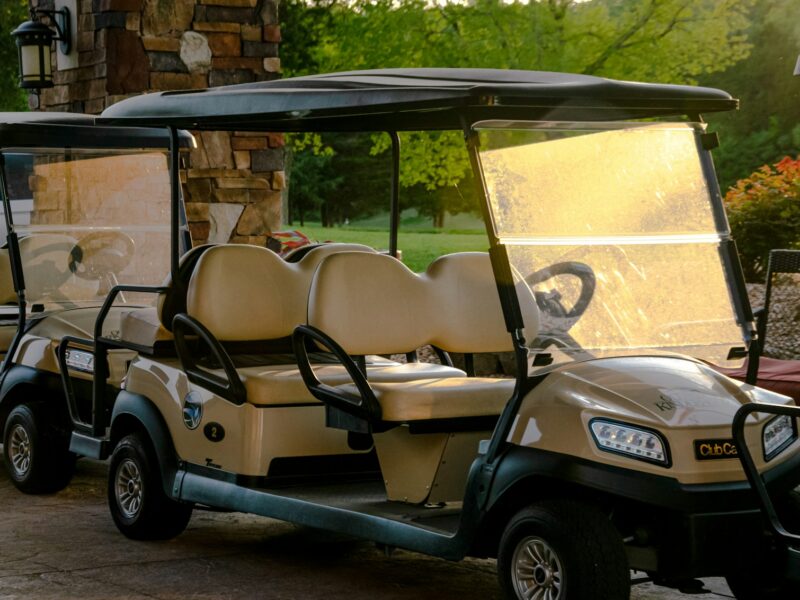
[108,432,192,540]
[2,402,76,494]
[498,499,630,600]
[725,489,800,600]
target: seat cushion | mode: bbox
[120,306,173,349]
[714,357,800,404]
[338,377,514,421]
[238,362,467,406]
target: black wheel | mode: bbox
[108,432,192,540]
[725,489,800,599]
[2,402,76,494]
[498,499,630,600]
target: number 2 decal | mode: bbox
[203,422,225,442]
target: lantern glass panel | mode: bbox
[19,44,52,84]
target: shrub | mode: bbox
[725,155,800,282]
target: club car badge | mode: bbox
[182,392,203,430]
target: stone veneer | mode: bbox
[28,0,284,246]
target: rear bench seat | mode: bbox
[303,251,540,425]
[119,242,388,353]
[183,244,465,405]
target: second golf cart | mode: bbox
[0,112,192,492]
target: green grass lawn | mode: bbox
[295,223,489,272]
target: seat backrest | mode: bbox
[186,243,376,342]
[187,245,307,341]
[157,244,216,331]
[426,252,539,352]
[307,251,539,355]
[284,242,374,263]
[308,252,434,355]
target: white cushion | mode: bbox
[338,377,514,421]
[237,361,467,406]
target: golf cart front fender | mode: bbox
[110,390,181,498]
[486,444,800,515]
[0,365,65,431]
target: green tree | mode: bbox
[282,0,756,226]
[701,0,800,191]
[0,0,29,111]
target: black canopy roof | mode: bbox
[0,112,95,126]
[99,68,737,131]
[0,112,194,150]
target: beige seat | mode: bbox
[305,251,540,504]
[240,361,465,406]
[339,377,516,421]
[119,242,380,351]
[306,251,540,422]
[185,244,466,404]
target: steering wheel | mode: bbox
[69,231,135,280]
[15,234,78,299]
[524,261,597,356]
[526,261,596,321]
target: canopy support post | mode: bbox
[169,126,180,280]
[0,153,26,375]
[389,131,400,258]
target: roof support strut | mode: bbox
[169,126,180,280]
[0,154,26,374]
[389,131,400,258]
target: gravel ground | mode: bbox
[748,281,800,359]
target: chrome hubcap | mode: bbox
[115,458,143,518]
[9,424,31,477]
[512,536,563,600]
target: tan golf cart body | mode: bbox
[3,70,798,599]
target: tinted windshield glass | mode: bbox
[2,148,172,308]
[476,122,747,368]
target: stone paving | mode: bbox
[0,458,734,600]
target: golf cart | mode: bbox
[27,68,795,599]
[0,112,193,492]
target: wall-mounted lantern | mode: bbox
[11,8,72,91]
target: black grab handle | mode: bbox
[292,324,382,422]
[172,313,246,406]
[732,402,800,545]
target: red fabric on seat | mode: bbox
[714,357,800,404]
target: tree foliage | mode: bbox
[303,0,752,84]
[725,156,800,282]
[281,0,755,225]
[701,0,800,191]
[0,0,29,112]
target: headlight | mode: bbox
[64,348,94,373]
[589,419,670,467]
[763,414,798,461]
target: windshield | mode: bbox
[475,121,748,369]
[1,148,172,309]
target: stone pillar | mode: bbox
[28,0,284,246]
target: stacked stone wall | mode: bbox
[28,0,283,244]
